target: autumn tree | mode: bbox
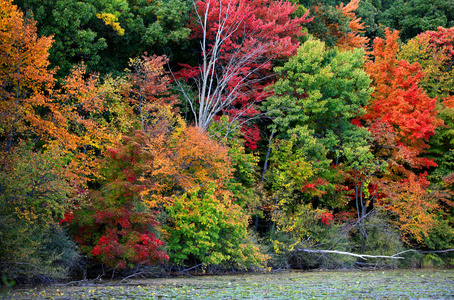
[0,0,55,155]
[399,27,454,100]
[379,172,443,245]
[139,106,233,207]
[71,131,169,269]
[336,0,369,50]
[0,0,118,185]
[176,0,312,148]
[122,54,178,133]
[362,28,447,248]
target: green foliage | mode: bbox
[378,0,454,41]
[355,0,380,39]
[265,38,372,171]
[424,214,454,250]
[421,253,444,267]
[263,38,373,212]
[304,4,350,47]
[264,135,316,212]
[15,0,191,77]
[164,186,268,269]
[0,144,72,228]
[208,116,261,213]
[16,0,107,76]
[353,211,404,267]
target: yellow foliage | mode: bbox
[96,13,125,36]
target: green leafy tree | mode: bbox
[264,38,373,196]
[263,37,374,255]
[164,186,267,269]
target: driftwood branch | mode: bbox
[393,249,454,255]
[297,249,405,260]
[296,248,454,261]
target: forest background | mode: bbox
[1,0,454,284]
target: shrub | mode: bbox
[0,220,79,282]
[0,145,78,282]
[353,211,404,267]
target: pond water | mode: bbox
[5,268,454,299]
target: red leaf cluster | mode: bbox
[320,212,334,225]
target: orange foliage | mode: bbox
[380,173,440,245]
[0,0,55,153]
[336,0,369,50]
[138,106,233,207]
[122,54,178,132]
[0,1,116,185]
[54,65,117,183]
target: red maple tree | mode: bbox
[176,0,312,149]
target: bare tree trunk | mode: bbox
[261,130,275,181]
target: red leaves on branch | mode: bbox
[71,132,168,268]
[423,26,454,58]
[59,211,74,225]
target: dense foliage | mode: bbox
[2,0,454,284]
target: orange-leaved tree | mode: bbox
[0,1,116,185]
[380,173,442,245]
[363,28,442,168]
[52,64,117,184]
[122,54,178,133]
[0,0,55,155]
[363,28,445,246]
[139,105,233,208]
